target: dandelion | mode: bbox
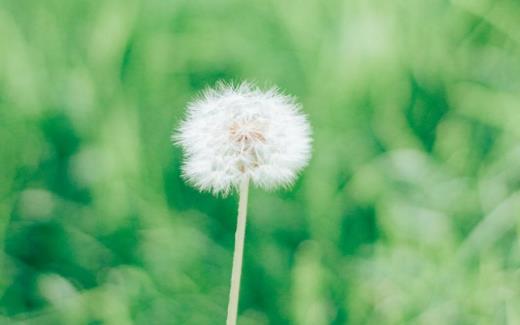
[174,82,312,325]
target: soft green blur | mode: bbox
[1,0,520,324]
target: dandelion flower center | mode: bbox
[228,118,268,173]
[229,119,266,145]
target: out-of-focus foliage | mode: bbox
[1,0,520,324]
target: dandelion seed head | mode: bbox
[174,82,312,196]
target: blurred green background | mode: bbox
[1,0,520,324]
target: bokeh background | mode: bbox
[1,0,520,324]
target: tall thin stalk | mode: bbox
[226,176,250,325]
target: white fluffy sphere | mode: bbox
[174,82,312,195]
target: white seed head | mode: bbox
[174,82,312,196]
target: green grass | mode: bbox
[1,0,520,323]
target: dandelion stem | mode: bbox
[226,176,250,325]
